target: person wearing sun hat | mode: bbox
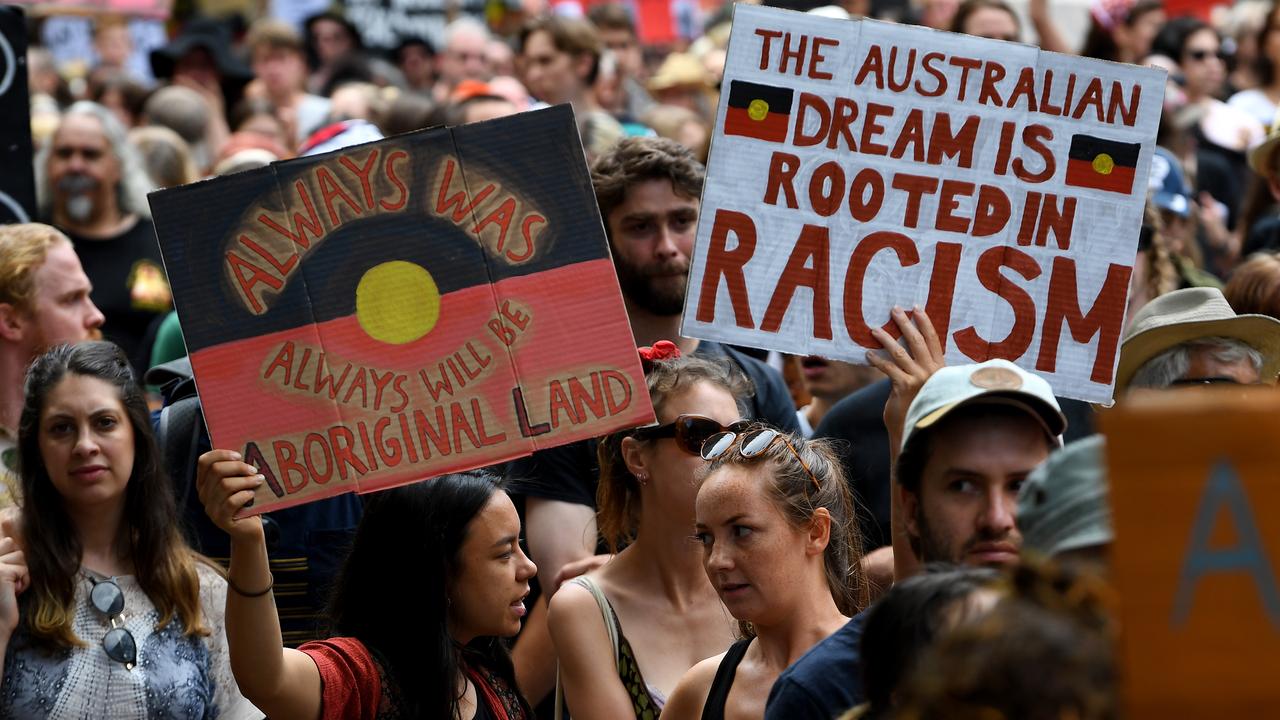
[1017,435,1112,570]
[1117,286,1280,392]
[149,17,253,103]
[895,359,1067,571]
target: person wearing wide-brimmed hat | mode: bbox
[1118,286,1280,392]
[150,17,252,157]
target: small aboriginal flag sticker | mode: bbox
[724,80,794,143]
[1065,134,1141,194]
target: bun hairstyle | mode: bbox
[596,351,752,552]
[704,432,870,630]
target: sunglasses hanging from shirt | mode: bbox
[86,573,137,671]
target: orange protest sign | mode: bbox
[1104,389,1280,718]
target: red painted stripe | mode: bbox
[724,107,789,143]
[191,258,653,513]
[1065,159,1135,194]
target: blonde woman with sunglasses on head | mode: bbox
[548,347,747,719]
[0,342,258,719]
[661,427,869,720]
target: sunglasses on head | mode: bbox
[632,415,753,456]
[87,574,137,670]
[700,425,820,491]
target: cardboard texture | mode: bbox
[682,6,1166,403]
[0,7,36,224]
[1104,390,1280,718]
[150,106,654,515]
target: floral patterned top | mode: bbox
[0,562,261,719]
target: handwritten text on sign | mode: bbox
[1105,390,1280,717]
[151,107,652,515]
[683,6,1165,403]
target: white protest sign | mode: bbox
[682,5,1166,403]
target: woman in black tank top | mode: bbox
[660,427,871,720]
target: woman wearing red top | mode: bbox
[198,456,537,720]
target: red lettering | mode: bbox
[809,161,845,217]
[328,425,368,480]
[860,103,893,156]
[762,225,832,340]
[935,181,974,234]
[891,173,939,228]
[373,416,403,467]
[848,168,885,222]
[696,210,757,329]
[978,62,1007,106]
[765,152,801,209]
[273,440,308,494]
[338,149,380,209]
[226,251,282,315]
[809,37,838,79]
[380,150,409,211]
[435,158,495,222]
[794,93,830,147]
[755,28,783,69]
[1036,257,1133,384]
[954,246,1042,361]
[302,433,334,484]
[843,231,918,347]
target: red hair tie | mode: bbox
[638,340,681,372]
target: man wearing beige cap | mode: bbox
[895,358,1067,570]
[1117,286,1280,392]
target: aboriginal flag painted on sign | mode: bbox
[724,80,794,143]
[1065,134,1141,194]
[148,106,654,515]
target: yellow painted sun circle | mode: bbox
[355,260,441,345]
[748,98,770,121]
[1092,153,1115,175]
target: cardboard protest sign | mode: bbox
[344,0,484,51]
[682,5,1165,403]
[150,106,654,515]
[0,7,36,225]
[1104,389,1280,717]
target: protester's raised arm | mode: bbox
[1028,0,1070,54]
[865,306,944,582]
[198,450,322,720]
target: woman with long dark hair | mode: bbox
[660,428,868,719]
[0,341,257,718]
[199,452,536,719]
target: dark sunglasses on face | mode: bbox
[87,574,137,670]
[700,426,821,491]
[1168,376,1258,386]
[632,415,753,456]
[1185,48,1226,62]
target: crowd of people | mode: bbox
[0,0,1278,717]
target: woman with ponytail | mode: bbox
[549,344,748,719]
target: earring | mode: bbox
[636,472,648,487]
